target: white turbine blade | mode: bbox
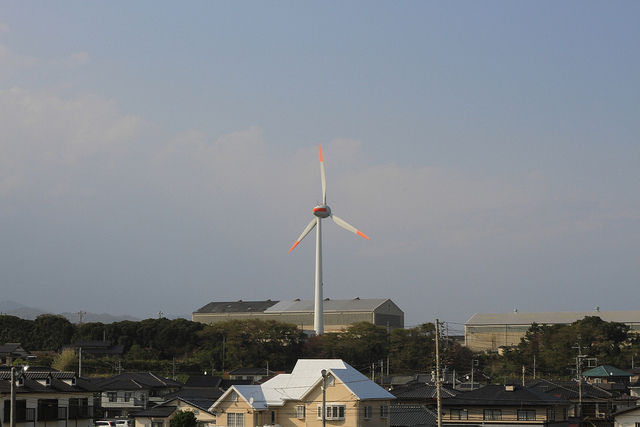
[319,143,326,205]
[289,218,317,252]
[331,214,370,240]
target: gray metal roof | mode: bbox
[267,298,397,313]
[466,310,640,326]
[194,298,400,314]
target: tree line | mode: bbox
[1,314,638,381]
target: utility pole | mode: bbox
[572,342,586,423]
[435,319,442,427]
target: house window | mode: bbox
[483,409,502,421]
[152,422,163,427]
[518,409,536,421]
[296,405,305,419]
[124,392,132,403]
[364,406,373,419]
[380,405,389,418]
[270,411,276,424]
[107,392,117,402]
[227,412,244,427]
[547,408,555,422]
[231,391,238,402]
[317,405,346,420]
[327,375,335,387]
[451,409,468,420]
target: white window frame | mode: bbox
[227,412,244,427]
[317,404,346,420]
[296,405,305,419]
[231,391,238,402]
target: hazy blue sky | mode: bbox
[1,1,638,331]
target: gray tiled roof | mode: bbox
[390,404,437,427]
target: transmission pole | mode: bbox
[436,320,442,427]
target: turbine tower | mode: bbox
[289,143,369,335]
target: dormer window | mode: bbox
[17,377,25,387]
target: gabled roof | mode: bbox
[390,383,459,400]
[442,384,568,407]
[467,310,640,326]
[390,404,437,427]
[194,299,402,315]
[0,343,31,358]
[184,375,223,388]
[133,397,217,418]
[526,379,615,399]
[211,359,395,411]
[583,365,632,378]
[95,372,184,391]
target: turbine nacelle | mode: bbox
[313,204,331,218]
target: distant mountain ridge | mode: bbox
[0,300,141,323]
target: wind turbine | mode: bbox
[289,143,369,335]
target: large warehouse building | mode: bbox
[466,309,640,352]
[192,298,404,333]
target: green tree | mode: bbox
[52,349,78,371]
[33,314,75,350]
[170,411,197,427]
[389,323,435,373]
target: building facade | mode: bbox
[192,298,404,333]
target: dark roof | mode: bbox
[132,405,177,418]
[0,343,31,358]
[443,384,568,407]
[391,383,459,400]
[228,368,272,376]
[163,388,224,403]
[0,370,97,394]
[390,404,437,427]
[526,379,616,399]
[194,300,279,314]
[184,376,223,388]
[95,372,184,391]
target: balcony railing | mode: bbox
[38,406,67,421]
[3,408,36,423]
[69,406,94,419]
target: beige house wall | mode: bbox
[213,375,392,427]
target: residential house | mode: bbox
[133,397,216,427]
[613,405,640,427]
[210,359,395,427]
[94,372,184,418]
[526,378,636,426]
[583,366,633,387]
[0,343,32,365]
[442,384,570,427]
[0,367,98,427]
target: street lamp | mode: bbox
[10,365,29,427]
